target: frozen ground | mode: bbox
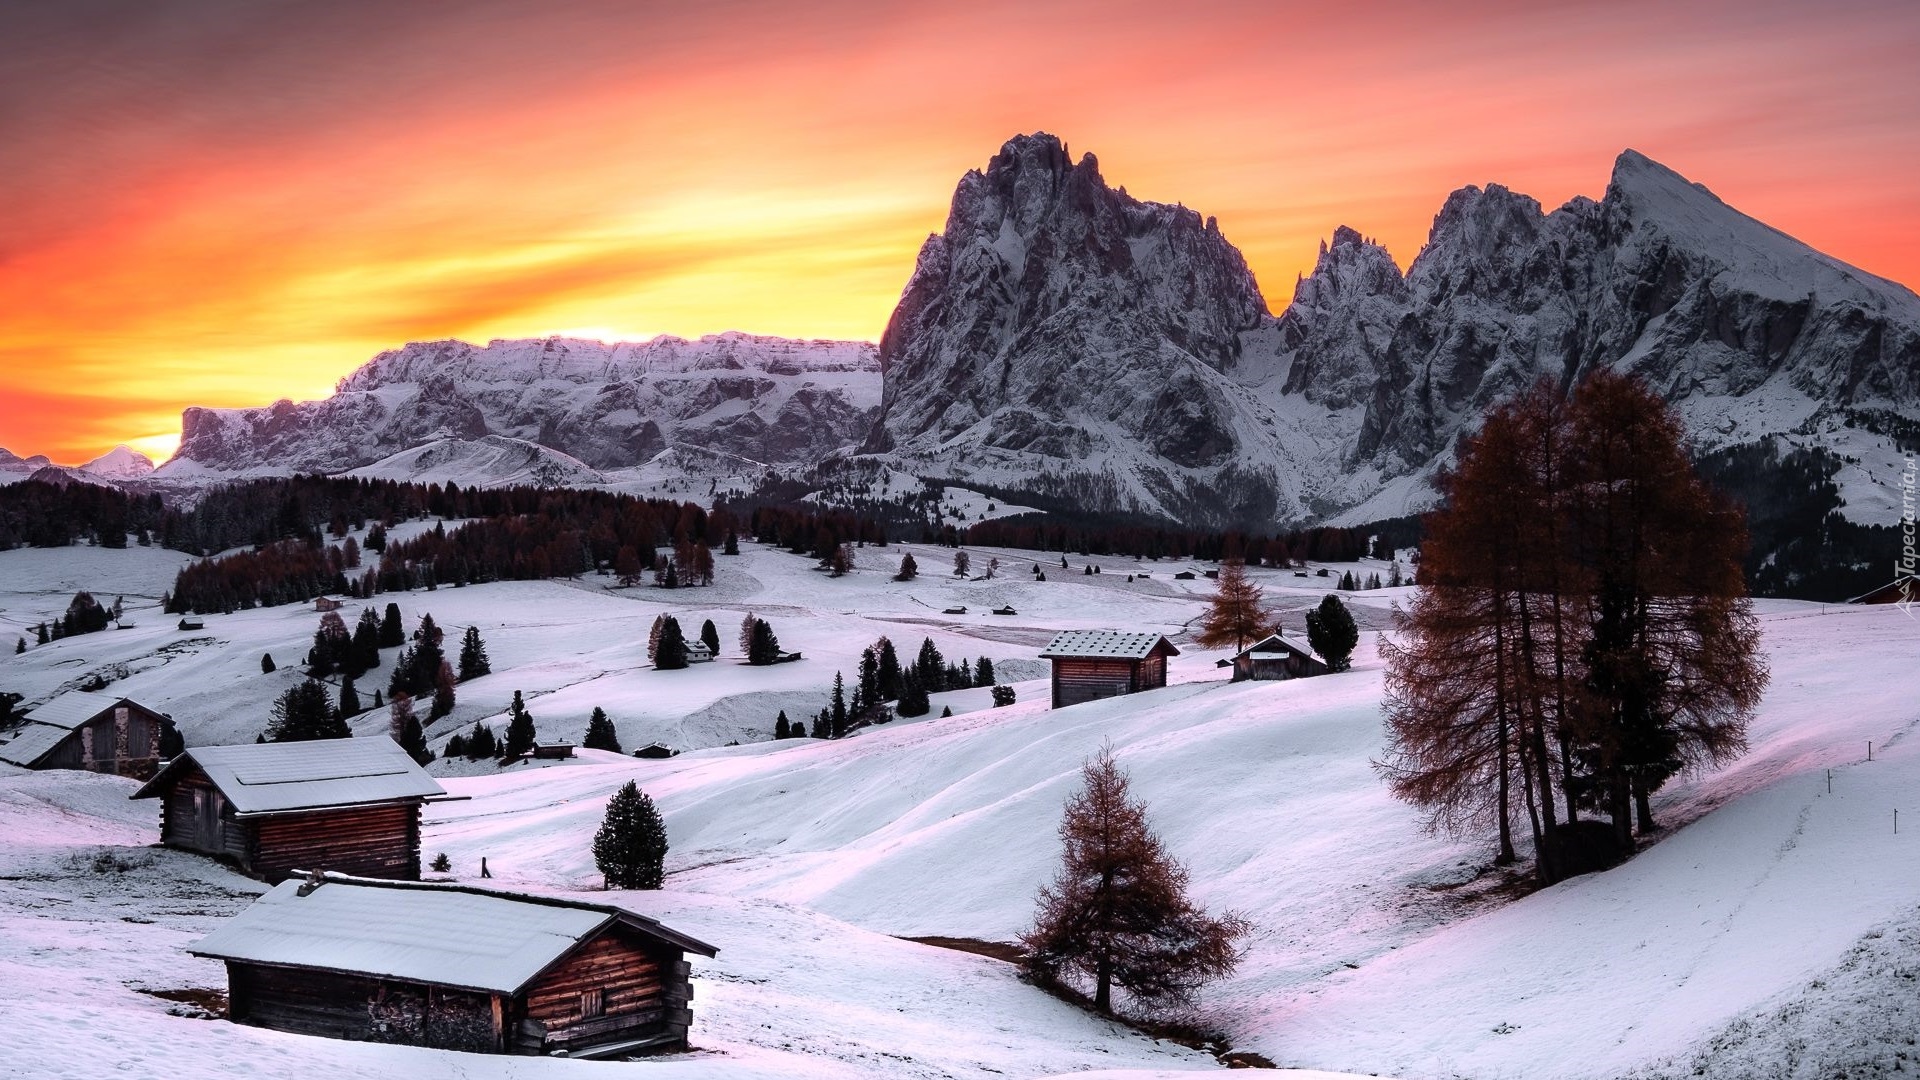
[2,539,1917,1079]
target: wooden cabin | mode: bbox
[1847,574,1918,605]
[686,641,713,664]
[533,743,576,760]
[190,873,718,1058]
[132,738,447,882]
[0,691,176,778]
[1229,633,1331,682]
[633,743,677,760]
[1038,630,1180,709]
[314,596,345,612]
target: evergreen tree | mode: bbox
[430,660,457,720]
[267,679,350,741]
[593,780,669,890]
[991,684,1016,707]
[350,608,382,673]
[811,711,830,738]
[1305,594,1358,673]
[463,721,497,760]
[36,624,49,646]
[774,711,791,739]
[655,617,690,669]
[457,625,491,681]
[373,688,384,709]
[876,637,903,700]
[857,647,881,717]
[825,671,846,736]
[309,611,351,676]
[503,691,537,758]
[974,657,996,687]
[959,658,974,687]
[390,694,433,765]
[915,637,945,690]
[895,674,930,718]
[1338,569,1358,591]
[583,706,622,753]
[952,550,971,577]
[1195,559,1273,652]
[338,676,362,718]
[446,732,467,757]
[895,552,918,581]
[379,602,405,648]
[700,619,720,660]
[261,652,276,674]
[1021,747,1249,1014]
[940,705,953,718]
[746,618,782,666]
[647,614,666,663]
[723,528,739,556]
[14,637,23,654]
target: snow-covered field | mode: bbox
[2,536,1917,1079]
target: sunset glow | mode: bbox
[4,0,1918,464]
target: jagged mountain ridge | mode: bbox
[863,134,1919,526]
[160,332,881,479]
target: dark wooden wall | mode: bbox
[251,803,422,883]
[34,703,168,778]
[1050,657,1142,708]
[160,769,250,863]
[228,963,501,1053]
[519,928,687,1052]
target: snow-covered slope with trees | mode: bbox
[159,333,880,479]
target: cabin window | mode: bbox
[579,989,604,1018]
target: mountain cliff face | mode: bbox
[162,333,880,478]
[863,136,1920,526]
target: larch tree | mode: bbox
[1194,559,1272,651]
[390,694,433,766]
[430,660,458,721]
[1021,747,1249,1015]
[593,780,669,890]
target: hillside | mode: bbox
[2,538,1916,1078]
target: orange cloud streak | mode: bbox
[2,0,1916,464]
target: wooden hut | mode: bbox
[132,738,447,882]
[0,691,176,778]
[314,596,345,612]
[1038,630,1180,709]
[1228,633,1331,682]
[190,873,718,1058]
[1847,574,1918,605]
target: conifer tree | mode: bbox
[379,602,405,648]
[830,671,848,736]
[811,711,830,738]
[503,691,537,758]
[857,648,880,717]
[37,625,50,646]
[447,732,467,757]
[266,679,350,742]
[431,660,457,720]
[14,637,23,654]
[774,711,791,739]
[991,684,1016,707]
[1021,747,1249,1014]
[351,608,382,673]
[338,676,362,718]
[895,552,918,581]
[740,612,757,655]
[373,688,384,709]
[876,637,902,700]
[593,780,669,890]
[261,652,276,674]
[655,617,689,670]
[700,619,720,659]
[723,528,739,555]
[457,626,491,681]
[390,694,433,765]
[940,705,953,718]
[1195,559,1273,652]
[974,657,996,687]
[1305,594,1358,673]
[583,706,621,753]
[895,674,930,718]
[463,721,497,760]
[914,637,944,690]
[746,618,781,666]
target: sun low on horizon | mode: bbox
[3,0,1918,465]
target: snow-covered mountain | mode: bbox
[159,333,880,479]
[0,448,54,485]
[77,445,155,481]
[340,434,608,488]
[862,135,1920,526]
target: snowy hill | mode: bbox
[341,434,607,488]
[159,332,881,480]
[2,538,1917,1078]
[78,444,156,481]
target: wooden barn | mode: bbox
[1038,630,1180,709]
[190,873,718,1058]
[132,738,447,882]
[1847,574,1918,605]
[1228,633,1331,682]
[0,691,176,778]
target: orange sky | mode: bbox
[3,0,1917,465]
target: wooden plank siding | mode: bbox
[25,704,168,778]
[519,928,679,1052]
[160,770,250,863]
[1050,657,1144,709]
[227,964,501,1053]
[251,803,422,883]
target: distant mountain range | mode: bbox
[0,444,153,487]
[17,135,1918,548]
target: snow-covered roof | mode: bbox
[0,723,74,767]
[21,690,128,731]
[1232,633,1328,666]
[189,874,717,995]
[1038,630,1180,661]
[132,737,445,815]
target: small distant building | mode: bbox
[314,597,345,612]
[0,691,176,778]
[633,743,677,760]
[1172,570,1197,581]
[992,605,1018,616]
[1229,633,1331,682]
[1847,574,1919,605]
[686,641,713,664]
[943,606,968,615]
[1038,630,1180,709]
[178,617,206,631]
[132,738,447,882]
[190,873,718,1057]
[533,743,576,760]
